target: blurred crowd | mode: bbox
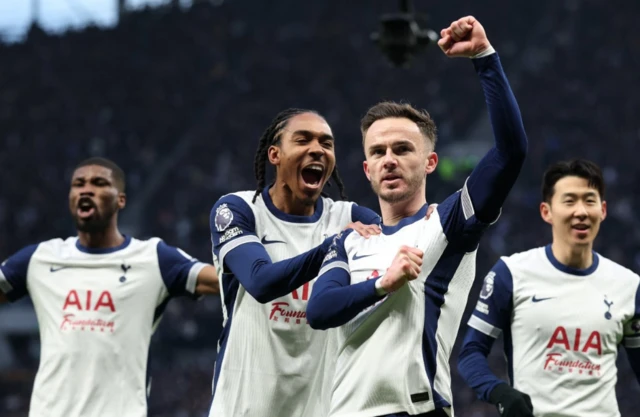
[1,0,639,416]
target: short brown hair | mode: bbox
[360,101,437,148]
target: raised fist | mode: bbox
[438,16,492,58]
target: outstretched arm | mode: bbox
[439,17,528,223]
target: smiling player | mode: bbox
[458,159,640,417]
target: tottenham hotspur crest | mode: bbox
[215,203,234,232]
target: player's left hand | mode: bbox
[346,222,381,239]
[438,16,492,58]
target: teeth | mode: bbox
[307,165,323,172]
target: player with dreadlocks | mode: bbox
[208,109,382,417]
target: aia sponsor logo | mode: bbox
[59,290,116,333]
[543,326,602,377]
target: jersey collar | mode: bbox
[261,186,324,223]
[544,244,599,276]
[76,235,132,254]
[381,204,428,235]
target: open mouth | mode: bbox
[572,224,590,231]
[301,164,324,188]
[77,198,97,219]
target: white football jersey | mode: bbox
[0,236,206,417]
[316,183,491,417]
[208,188,380,417]
[469,246,640,417]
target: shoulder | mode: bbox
[501,246,545,270]
[596,254,640,283]
[210,191,257,231]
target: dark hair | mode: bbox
[74,157,126,192]
[541,159,604,202]
[360,101,437,147]
[252,108,347,203]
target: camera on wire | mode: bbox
[371,1,438,68]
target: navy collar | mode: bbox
[545,244,599,276]
[76,235,132,254]
[382,204,428,235]
[261,186,324,223]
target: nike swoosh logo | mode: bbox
[531,295,554,303]
[261,236,285,245]
[352,252,375,261]
[50,266,70,273]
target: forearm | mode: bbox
[307,269,383,330]
[466,53,528,222]
[224,240,329,303]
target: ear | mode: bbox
[600,200,607,222]
[425,151,438,175]
[363,160,371,181]
[118,193,127,210]
[268,145,281,166]
[540,201,553,225]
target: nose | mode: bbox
[308,140,325,159]
[574,202,588,218]
[78,184,96,196]
[382,149,398,169]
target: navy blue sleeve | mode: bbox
[211,195,332,304]
[307,230,384,330]
[622,281,640,348]
[458,259,514,401]
[464,53,528,224]
[623,280,640,384]
[157,241,204,297]
[0,244,39,302]
[350,204,381,225]
[458,327,505,401]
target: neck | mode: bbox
[269,185,315,216]
[77,224,125,249]
[551,240,593,270]
[379,190,427,226]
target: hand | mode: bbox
[425,204,437,220]
[346,221,381,238]
[489,384,534,417]
[438,16,492,58]
[379,246,423,293]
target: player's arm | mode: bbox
[439,17,527,224]
[308,235,422,330]
[307,230,382,329]
[458,259,534,416]
[0,244,39,303]
[157,241,213,298]
[194,265,219,296]
[622,281,640,385]
[212,195,333,304]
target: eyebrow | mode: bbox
[561,191,598,198]
[290,130,334,141]
[367,139,415,151]
[72,175,112,184]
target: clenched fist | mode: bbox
[438,16,492,58]
[379,246,423,293]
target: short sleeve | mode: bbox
[157,241,206,297]
[0,244,39,302]
[467,259,513,339]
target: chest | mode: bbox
[28,257,161,315]
[512,271,633,352]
